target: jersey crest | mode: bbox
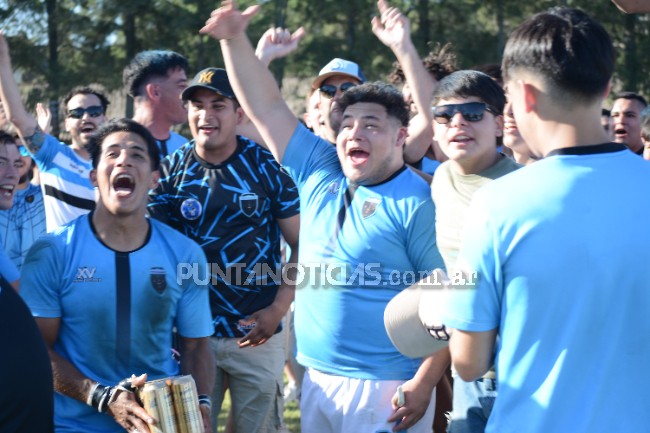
[150,267,167,293]
[239,193,259,217]
[362,197,381,218]
[181,198,202,220]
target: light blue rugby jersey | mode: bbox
[21,213,212,433]
[0,183,46,270]
[156,130,188,158]
[31,134,96,232]
[283,123,444,380]
[443,144,650,433]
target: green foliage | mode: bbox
[2,0,649,113]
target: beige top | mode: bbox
[431,154,521,271]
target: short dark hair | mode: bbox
[614,92,648,108]
[123,50,189,97]
[389,42,457,84]
[87,118,160,171]
[62,84,110,112]
[433,70,506,146]
[472,63,503,86]
[0,130,17,147]
[433,70,505,112]
[338,82,410,127]
[502,7,614,104]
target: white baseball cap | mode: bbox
[312,58,366,90]
[383,270,452,358]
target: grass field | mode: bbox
[216,391,301,433]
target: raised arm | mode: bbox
[200,1,299,162]
[0,32,40,151]
[372,0,434,164]
[611,0,650,13]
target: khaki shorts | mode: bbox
[209,329,285,433]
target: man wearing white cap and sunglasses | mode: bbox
[312,58,366,145]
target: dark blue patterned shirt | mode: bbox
[149,136,300,337]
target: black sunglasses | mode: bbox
[319,82,357,99]
[67,105,104,119]
[432,102,499,124]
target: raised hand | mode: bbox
[371,0,411,49]
[200,0,261,41]
[255,26,306,66]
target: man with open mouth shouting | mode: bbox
[21,118,215,433]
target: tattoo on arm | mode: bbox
[22,125,45,154]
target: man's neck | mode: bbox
[195,138,239,165]
[529,103,611,157]
[451,151,501,176]
[91,207,150,252]
[70,143,90,161]
[133,107,172,141]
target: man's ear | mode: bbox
[146,83,161,100]
[235,106,246,126]
[521,80,539,114]
[495,114,504,138]
[150,169,161,190]
[396,125,409,148]
[89,169,98,187]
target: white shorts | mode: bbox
[300,368,436,433]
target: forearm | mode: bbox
[392,39,435,163]
[0,41,38,138]
[412,347,450,392]
[49,348,99,404]
[180,337,215,397]
[220,34,297,161]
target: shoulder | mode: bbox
[149,218,203,252]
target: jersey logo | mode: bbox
[150,267,167,294]
[73,266,101,283]
[239,193,259,217]
[362,197,381,219]
[327,181,340,195]
[181,198,202,220]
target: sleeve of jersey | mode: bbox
[281,122,340,189]
[175,244,213,338]
[20,235,65,318]
[30,134,61,167]
[270,163,300,219]
[147,157,173,225]
[405,199,445,274]
[441,190,502,332]
[0,248,19,283]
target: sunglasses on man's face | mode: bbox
[319,82,358,99]
[66,105,104,119]
[432,102,499,124]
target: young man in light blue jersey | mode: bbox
[21,118,215,433]
[0,33,107,232]
[0,135,46,270]
[200,2,449,432]
[440,7,650,433]
[123,50,191,158]
[0,130,22,290]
